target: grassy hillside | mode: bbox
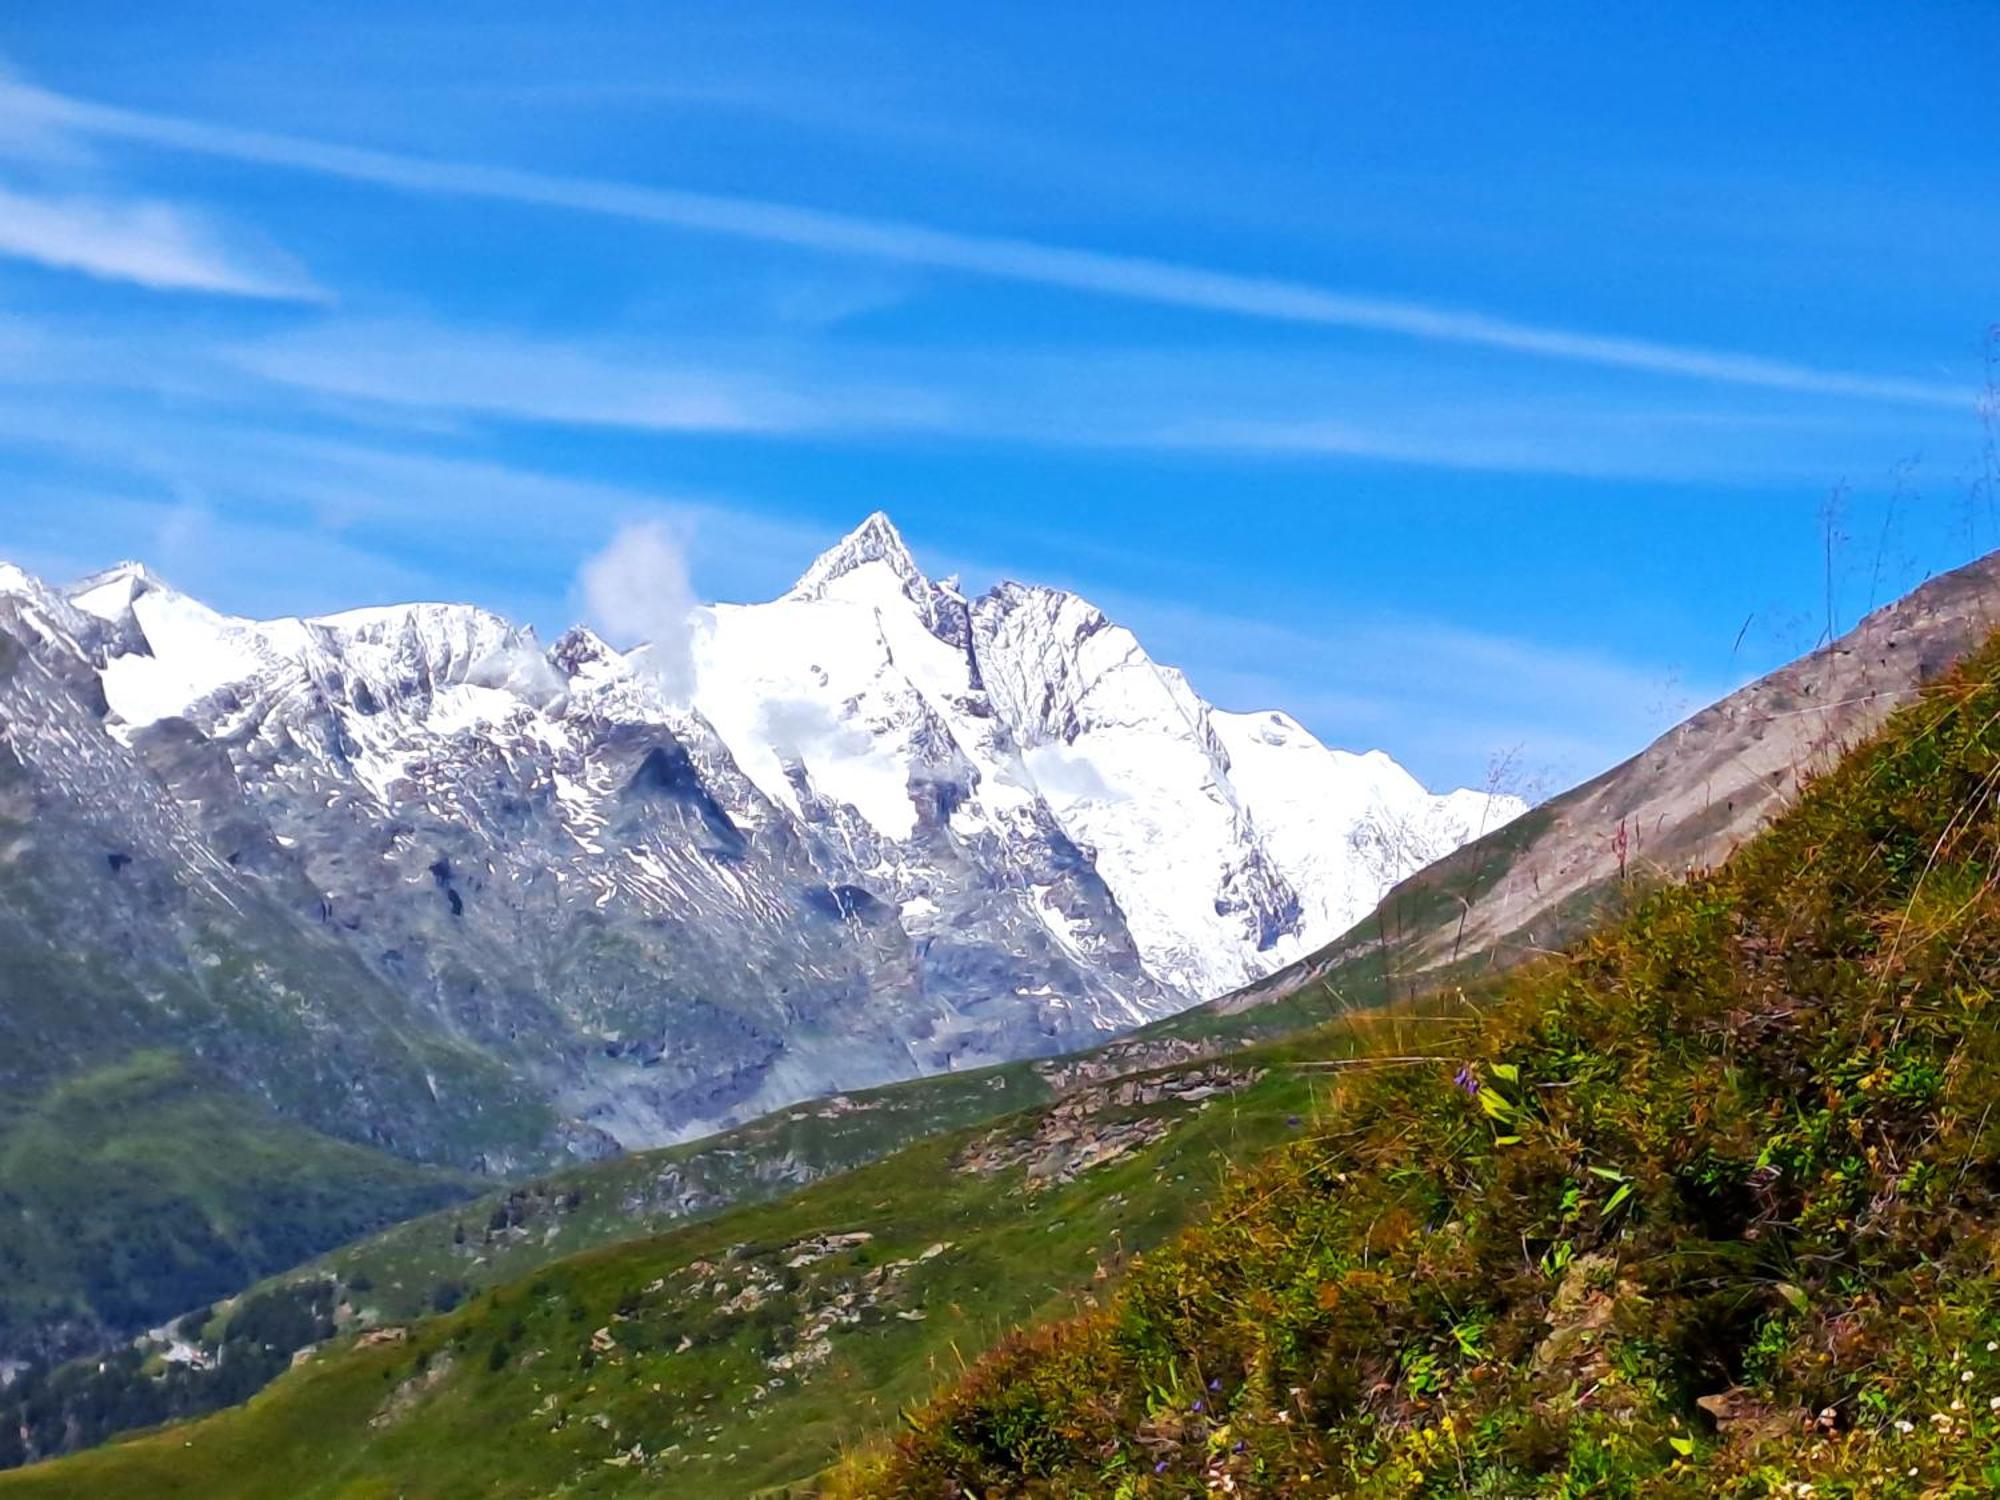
[0,1053,1061,1474]
[0,971,1357,1474]
[282,1056,1059,1325]
[0,1019,1478,1496]
[840,634,2000,1497]
[0,1051,472,1362]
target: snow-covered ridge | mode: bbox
[40,517,1524,1005]
[0,516,1518,1148]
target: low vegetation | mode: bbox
[0,953,1359,1472]
[0,1278,340,1470]
[295,1056,1058,1327]
[0,1035,1371,1495]
[838,635,2000,1496]
[0,1052,1057,1473]
[0,1051,469,1372]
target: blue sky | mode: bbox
[0,3,1993,793]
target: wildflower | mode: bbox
[1192,1400,1204,1413]
[1453,1066,1481,1096]
[1989,1395,2000,1412]
[1964,1370,1977,1383]
[1209,1377,1222,1391]
[1155,1460,1169,1474]
[1894,1420,1914,1434]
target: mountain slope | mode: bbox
[0,1053,471,1374]
[1172,547,2000,1041]
[0,1034,1357,1496]
[844,623,2000,1497]
[694,513,1515,1003]
[38,596,2000,1496]
[1,516,1510,1163]
[0,518,1508,1370]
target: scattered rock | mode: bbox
[370,1351,453,1428]
[1695,1387,1796,1449]
[1533,1252,1626,1380]
[957,1064,1260,1186]
[784,1231,874,1268]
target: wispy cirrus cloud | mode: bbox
[0,183,321,300]
[230,320,950,435]
[0,74,1970,409]
[207,322,1961,485]
[0,293,1960,487]
[0,399,835,616]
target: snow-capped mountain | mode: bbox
[0,515,1517,1165]
[697,516,1517,998]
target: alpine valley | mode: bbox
[5,544,1998,1495]
[0,512,1515,1371]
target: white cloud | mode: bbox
[0,74,1968,408]
[0,183,319,299]
[577,520,699,704]
[1023,742,1117,803]
[756,696,872,761]
[0,400,1753,798]
[0,392,837,612]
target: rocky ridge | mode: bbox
[0,515,1515,1166]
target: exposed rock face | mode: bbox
[0,517,1512,1164]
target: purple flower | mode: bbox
[1453,1066,1481,1096]
[1155,1459,1169,1474]
[1208,1377,1222,1392]
[1233,1439,1247,1453]
[1191,1400,1204,1412]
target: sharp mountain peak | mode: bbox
[788,510,930,599]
